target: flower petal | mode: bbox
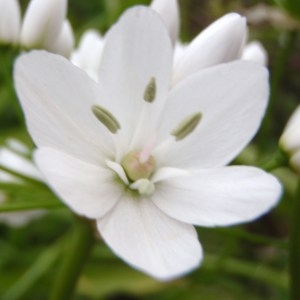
[151,0,179,45]
[71,29,104,81]
[35,148,122,219]
[97,196,202,280]
[280,104,300,153]
[0,0,21,45]
[14,51,114,164]
[47,19,75,58]
[98,7,173,150]
[290,150,300,174]
[0,147,43,181]
[153,166,282,227]
[242,41,268,66]
[154,61,269,169]
[20,0,67,49]
[172,13,247,85]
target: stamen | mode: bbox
[92,105,120,134]
[171,112,202,141]
[143,77,156,103]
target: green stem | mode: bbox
[0,200,64,212]
[49,216,95,300]
[289,180,300,300]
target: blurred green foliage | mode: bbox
[0,0,300,299]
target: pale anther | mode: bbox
[92,105,121,134]
[143,77,156,103]
[171,112,202,141]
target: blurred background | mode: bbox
[0,0,299,299]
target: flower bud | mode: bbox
[20,0,67,50]
[280,105,300,173]
[0,0,21,45]
[47,20,74,58]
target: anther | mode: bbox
[171,112,202,141]
[92,105,121,134]
[143,77,156,103]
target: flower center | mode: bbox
[121,150,155,182]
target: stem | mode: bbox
[0,200,64,212]
[49,216,95,300]
[289,180,300,300]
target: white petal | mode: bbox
[290,150,300,174]
[20,0,67,49]
[172,13,247,85]
[98,7,173,149]
[0,170,21,183]
[97,196,202,280]
[151,0,179,45]
[71,29,104,81]
[280,104,300,153]
[173,42,188,65]
[47,20,74,58]
[14,51,114,164]
[153,166,282,227]
[0,0,21,45]
[6,138,30,156]
[242,41,268,66]
[280,124,300,154]
[152,167,189,183]
[154,61,269,169]
[0,147,43,181]
[35,148,122,219]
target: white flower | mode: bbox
[280,105,300,173]
[242,41,268,66]
[47,20,75,58]
[151,0,179,45]
[0,139,45,227]
[152,0,268,85]
[14,7,281,280]
[0,139,43,181]
[70,30,104,81]
[172,13,248,85]
[20,0,67,51]
[0,0,21,45]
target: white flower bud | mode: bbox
[280,105,300,173]
[47,20,74,58]
[0,0,21,45]
[20,0,67,50]
[71,29,104,81]
[242,41,268,66]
